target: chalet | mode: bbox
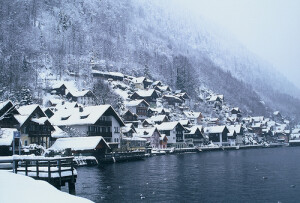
[162,95,183,106]
[231,107,242,117]
[125,99,149,119]
[135,127,163,149]
[184,126,205,147]
[157,121,186,148]
[66,90,97,106]
[0,128,18,156]
[226,127,237,146]
[206,95,223,109]
[131,77,152,89]
[151,81,162,88]
[148,107,171,117]
[50,136,110,160]
[130,89,160,104]
[183,111,203,125]
[207,118,220,126]
[121,110,139,125]
[143,115,169,126]
[204,126,230,146]
[92,70,124,81]
[226,117,240,125]
[121,123,136,137]
[0,102,55,149]
[155,85,171,93]
[51,83,67,96]
[227,125,244,145]
[179,120,192,128]
[50,105,125,148]
[175,92,190,105]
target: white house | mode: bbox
[156,121,186,148]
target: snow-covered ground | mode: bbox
[0,171,93,203]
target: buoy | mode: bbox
[290,185,296,188]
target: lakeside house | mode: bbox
[130,89,160,105]
[0,101,54,149]
[125,99,149,120]
[204,125,230,146]
[135,127,164,149]
[50,105,125,149]
[184,126,205,147]
[156,121,186,148]
[183,111,203,125]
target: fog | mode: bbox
[172,0,300,88]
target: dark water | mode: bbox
[65,147,300,202]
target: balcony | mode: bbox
[95,120,112,126]
[87,131,112,137]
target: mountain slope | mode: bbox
[0,0,300,120]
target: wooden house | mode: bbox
[92,70,124,81]
[130,89,159,105]
[162,95,184,106]
[184,126,205,147]
[231,107,242,118]
[50,105,125,149]
[51,83,67,96]
[183,111,203,125]
[135,127,165,149]
[121,110,139,124]
[157,121,186,148]
[66,90,97,106]
[204,126,230,146]
[125,99,149,119]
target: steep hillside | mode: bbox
[0,0,300,120]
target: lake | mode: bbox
[66,147,300,202]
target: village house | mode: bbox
[156,121,186,148]
[151,81,162,88]
[130,89,160,105]
[155,85,171,93]
[227,125,244,145]
[184,126,205,147]
[0,128,19,156]
[92,70,124,81]
[143,115,169,126]
[66,89,97,106]
[121,110,139,127]
[183,111,203,125]
[50,136,111,160]
[206,94,224,109]
[162,95,184,107]
[135,127,165,149]
[175,92,190,105]
[131,77,153,89]
[51,83,67,96]
[204,125,230,146]
[207,118,220,126]
[125,99,149,120]
[121,123,137,137]
[179,120,192,128]
[231,107,242,118]
[0,101,55,149]
[50,105,125,149]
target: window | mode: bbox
[80,114,89,119]
[108,127,111,132]
[102,127,106,133]
[24,140,28,146]
[61,116,70,120]
[114,127,119,133]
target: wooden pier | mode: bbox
[1,156,77,194]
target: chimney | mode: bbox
[79,107,83,112]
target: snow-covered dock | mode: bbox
[0,155,77,194]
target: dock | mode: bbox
[0,156,77,194]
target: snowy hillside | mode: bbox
[1,0,300,120]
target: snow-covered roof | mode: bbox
[51,126,69,138]
[68,90,92,97]
[0,100,11,111]
[179,120,190,126]
[31,117,48,125]
[0,128,18,146]
[148,115,167,123]
[135,127,159,138]
[227,125,242,134]
[50,136,110,151]
[125,99,149,107]
[50,105,124,126]
[132,76,146,84]
[17,104,39,116]
[292,129,300,134]
[273,111,281,116]
[14,115,28,126]
[251,116,264,122]
[123,136,147,141]
[134,89,158,97]
[186,126,202,135]
[183,111,202,119]
[204,126,228,134]
[156,121,182,131]
[208,95,223,102]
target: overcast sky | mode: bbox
[175,0,300,88]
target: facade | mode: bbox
[185,126,205,147]
[130,90,159,105]
[125,99,149,119]
[204,126,230,146]
[50,105,125,148]
[157,122,186,148]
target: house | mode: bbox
[130,89,160,105]
[121,123,136,137]
[121,110,138,123]
[151,81,162,88]
[125,99,149,120]
[175,92,190,105]
[184,126,205,147]
[227,125,244,145]
[135,127,164,149]
[122,136,147,150]
[147,107,171,117]
[251,123,263,135]
[51,83,67,96]
[0,128,18,156]
[207,118,220,126]
[183,111,203,125]
[66,90,97,106]
[231,107,242,118]
[207,95,224,109]
[273,111,283,122]
[92,70,124,81]
[162,95,184,106]
[204,126,230,146]
[50,136,110,160]
[50,105,125,148]
[179,120,192,128]
[143,115,169,126]
[155,85,171,93]
[157,121,186,148]
[131,77,152,89]
[0,102,55,149]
